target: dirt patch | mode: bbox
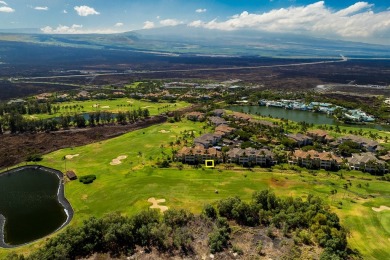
[148,197,168,213]
[110,155,127,165]
[158,130,170,133]
[372,206,390,212]
[268,177,287,188]
[65,154,79,159]
[81,194,88,200]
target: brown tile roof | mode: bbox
[287,133,312,142]
[227,148,274,158]
[231,112,252,121]
[187,112,205,117]
[177,146,221,156]
[215,125,235,134]
[307,129,329,137]
[379,152,390,162]
[293,150,342,162]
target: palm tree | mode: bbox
[171,149,178,161]
[305,154,312,168]
[326,153,333,169]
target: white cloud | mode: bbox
[336,2,373,16]
[41,24,83,34]
[143,21,155,29]
[41,24,122,34]
[188,20,203,27]
[0,1,7,6]
[63,10,67,14]
[187,1,390,43]
[159,19,182,27]
[114,22,124,27]
[34,6,48,11]
[0,6,13,12]
[74,5,100,16]
[196,8,207,13]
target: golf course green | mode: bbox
[1,119,389,259]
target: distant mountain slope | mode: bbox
[0,25,389,58]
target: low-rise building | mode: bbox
[286,133,313,147]
[212,109,225,117]
[112,91,125,97]
[76,91,90,100]
[347,152,387,173]
[290,150,342,169]
[307,129,334,143]
[209,116,227,126]
[336,135,380,152]
[35,93,52,102]
[187,112,205,121]
[215,125,235,136]
[176,146,221,164]
[194,133,221,148]
[227,148,275,166]
[230,112,252,121]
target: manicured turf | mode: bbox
[26,98,189,120]
[1,120,389,259]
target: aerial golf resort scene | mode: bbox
[0,0,390,259]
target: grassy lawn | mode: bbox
[25,98,189,120]
[1,120,389,259]
[124,82,143,89]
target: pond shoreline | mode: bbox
[228,105,389,131]
[0,165,74,248]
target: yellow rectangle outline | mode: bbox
[205,160,215,168]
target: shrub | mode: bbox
[232,245,243,255]
[79,175,97,184]
[380,174,390,181]
[256,241,263,255]
[163,209,193,228]
[209,228,229,253]
[202,204,217,220]
[27,154,43,162]
[157,160,170,168]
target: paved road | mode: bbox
[10,57,347,81]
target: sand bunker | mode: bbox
[142,106,151,108]
[372,206,390,212]
[126,100,133,103]
[148,198,168,213]
[92,104,99,108]
[65,154,79,159]
[101,106,110,109]
[158,130,170,133]
[110,155,127,165]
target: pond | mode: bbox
[0,166,73,247]
[228,105,390,131]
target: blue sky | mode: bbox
[0,1,389,44]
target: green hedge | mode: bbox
[79,174,96,184]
